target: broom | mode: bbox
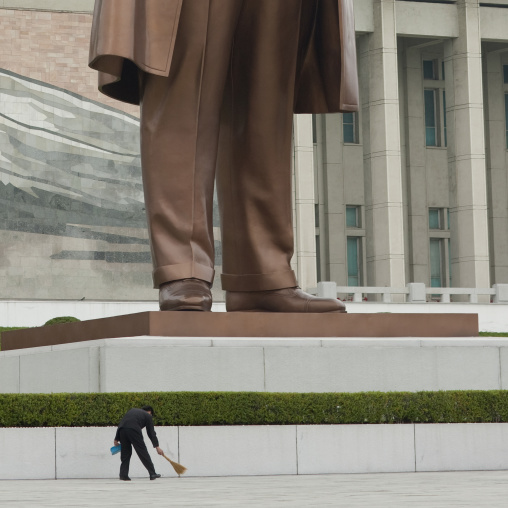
[162,453,187,475]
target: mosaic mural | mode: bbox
[0,69,222,300]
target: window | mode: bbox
[448,238,452,287]
[346,205,360,228]
[429,207,451,288]
[429,208,441,229]
[505,94,508,149]
[345,205,364,287]
[424,90,437,146]
[503,65,508,150]
[315,204,321,279]
[343,112,358,144]
[347,237,361,286]
[423,60,436,80]
[430,238,443,287]
[423,58,447,147]
[442,90,447,147]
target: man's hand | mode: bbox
[114,440,120,446]
[156,446,164,456]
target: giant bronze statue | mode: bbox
[89,0,359,313]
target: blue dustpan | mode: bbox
[110,445,121,455]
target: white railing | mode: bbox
[309,282,508,304]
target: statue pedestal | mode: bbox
[2,311,478,351]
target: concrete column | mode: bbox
[321,114,347,284]
[313,114,329,281]
[359,0,406,292]
[484,50,508,284]
[293,114,318,291]
[444,0,490,292]
[404,44,430,283]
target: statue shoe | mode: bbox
[225,287,346,313]
[159,278,212,311]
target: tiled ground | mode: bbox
[1,471,508,508]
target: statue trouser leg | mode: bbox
[218,1,346,312]
[140,0,242,289]
[217,0,306,292]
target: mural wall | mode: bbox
[0,9,222,300]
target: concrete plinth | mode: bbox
[1,335,505,394]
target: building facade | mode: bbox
[310,0,508,298]
[0,0,507,302]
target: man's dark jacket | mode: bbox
[115,408,159,447]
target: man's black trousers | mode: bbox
[119,428,156,477]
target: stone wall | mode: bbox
[2,424,508,479]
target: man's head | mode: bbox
[141,405,155,417]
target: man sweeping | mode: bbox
[114,405,164,481]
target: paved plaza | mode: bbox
[1,471,508,507]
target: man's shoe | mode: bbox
[119,476,131,481]
[150,473,161,480]
[159,278,212,311]
[226,287,346,313]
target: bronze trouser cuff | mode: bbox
[153,262,215,288]
[221,270,297,292]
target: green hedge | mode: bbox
[44,316,80,326]
[2,391,508,427]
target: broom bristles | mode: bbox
[162,453,187,475]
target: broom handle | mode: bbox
[162,453,174,464]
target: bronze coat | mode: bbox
[88,0,359,113]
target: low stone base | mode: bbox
[2,311,479,351]
[1,423,508,479]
